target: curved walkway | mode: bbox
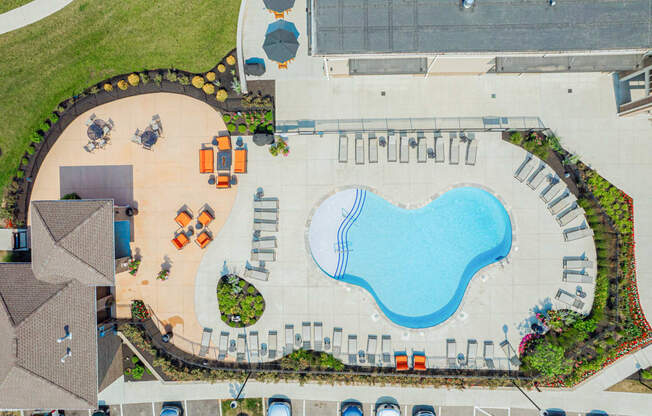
[29,92,236,345]
[0,0,72,35]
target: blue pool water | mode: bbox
[114,221,132,259]
[309,187,512,328]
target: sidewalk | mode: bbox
[0,0,73,35]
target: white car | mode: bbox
[268,401,291,416]
[376,403,400,416]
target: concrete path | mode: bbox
[0,0,73,35]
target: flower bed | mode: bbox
[217,275,265,327]
[131,300,150,321]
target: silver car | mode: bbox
[376,403,400,416]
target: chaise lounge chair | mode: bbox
[399,134,409,163]
[254,221,278,232]
[527,165,546,190]
[253,198,278,209]
[249,331,259,359]
[244,264,269,281]
[446,339,457,368]
[413,352,427,371]
[175,210,192,228]
[199,327,212,357]
[417,136,427,163]
[465,139,477,165]
[395,352,409,371]
[236,334,246,362]
[254,210,279,221]
[449,136,460,165]
[387,134,397,162]
[540,178,563,203]
[563,269,593,284]
[381,335,391,364]
[466,339,478,368]
[563,223,594,242]
[332,328,342,357]
[252,237,277,249]
[499,339,521,367]
[556,204,583,226]
[339,135,348,163]
[563,257,593,269]
[435,136,445,163]
[234,148,247,173]
[314,322,323,351]
[548,190,571,215]
[555,288,585,310]
[368,135,378,163]
[285,325,294,354]
[514,154,533,182]
[218,331,229,360]
[483,341,495,369]
[199,147,214,173]
[348,335,357,365]
[366,335,377,365]
[355,133,364,164]
[171,232,190,250]
[302,322,311,349]
[268,330,278,359]
[195,230,212,248]
[251,249,276,262]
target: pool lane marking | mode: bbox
[334,189,366,279]
[334,189,362,278]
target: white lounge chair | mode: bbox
[399,134,409,163]
[483,341,495,369]
[252,237,276,249]
[446,339,457,368]
[348,335,357,365]
[381,335,391,364]
[302,322,311,349]
[268,330,278,359]
[285,325,294,354]
[254,210,278,221]
[563,269,593,284]
[130,134,142,145]
[355,133,364,164]
[563,224,594,242]
[387,134,397,162]
[514,155,533,182]
[500,340,521,367]
[236,334,246,362]
[466,339,478,368]
[251,249,275,262]
[555,288,585,310]
[417,136,427,163]
[556,204,583,226]
[254,221,278,232]
[218,331,229,360]
[564,258,593,269]
[333,328,342,357]
[199,327,212,357]
[313,322,323,351]
[541,179,563,203]
[465,139,477,165]
[339,135,348,163]
[368,135,378,163]
[435,136,444,163]
[83,142,95,153]
[249,331,259,359]
[85,113,96,126]
[253,199,278,209]
[449,136,460,165]
[527,165,546,190]
[366,335,377,365]
[548,191,571,215]
[244,266,269,281]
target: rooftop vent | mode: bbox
[60,348,72,363]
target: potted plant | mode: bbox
[128,259,141,276]
[157,269,169,281]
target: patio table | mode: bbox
[217,150,231,170]
[141,129,158,148]
[87,119,106,140]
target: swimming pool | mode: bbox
[114,220,132,259]
[308,187,512,328]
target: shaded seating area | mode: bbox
[84,113,113,152]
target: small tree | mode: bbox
[522,340,572,379]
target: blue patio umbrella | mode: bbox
[263,20,299,64]
[263,0,295,13]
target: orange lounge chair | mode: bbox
[216,174,230,188]
[217,135,231,151]
[175,211,192,228]
[413,353,426,371]
[198,210,214,227]
[196,231,212,248]
[199,148,214,173]
[234,148,247,173]
[171,233,189,250]
[395,353,409,371]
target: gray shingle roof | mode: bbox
[31,200,115,286]
[0,265,99,410]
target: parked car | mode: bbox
[268,401,291,416]
[539,410,565,416]
[342,402,363,416]
[160,404,183,416]
[376,403,400,416]
[414,409,435,416]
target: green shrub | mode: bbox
[50,113,59,124]
[641,367,652,379]
[39,122,50,132]
[227,123,236,132]
[16,171,24,179]
[26,147,35,155]
[265,111,273,122]
[509,131,523,145]
[30,132,42,143]
[223,114,231,123]
[165,70,178,82]
[521,340,572,380]
[131,364,145,380]
[61,192,81,200]
[178,75,190,85]
[21,158,29,166]
[238,124,247,134]
[131,355,140,364]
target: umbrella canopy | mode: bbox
[263,21,299,63]
[263,0,295,13]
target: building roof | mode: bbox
[31,200,115,286]
[312,0,652,56]
[0,263,98,409]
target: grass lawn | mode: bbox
[221,398,263,416]
[0,0,33,14]
[0,0,240,196]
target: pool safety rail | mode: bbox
[334,189,366,279]
[276,116,545,135]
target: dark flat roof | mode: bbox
[312,0,652,55]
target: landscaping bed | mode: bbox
[217,275,265,327]
[122,344,156,382]
[221,398,263,416]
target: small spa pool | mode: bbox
[114,220,132,259]
[308,187,512,328]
